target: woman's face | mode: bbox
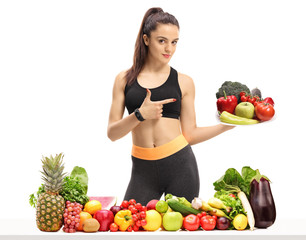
[143,23,179,65]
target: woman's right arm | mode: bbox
[107,72,176,141]
[107,71,141,141]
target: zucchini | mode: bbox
[167,199,201,216]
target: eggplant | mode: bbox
[249,170,276,228]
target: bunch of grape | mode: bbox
[62,201,83,233]
[120,199,147,232]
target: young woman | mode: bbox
[107,7,234,205]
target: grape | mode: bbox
[63,201,83,233]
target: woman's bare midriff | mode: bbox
[132,118,181,148]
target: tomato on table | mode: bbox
[183,214,200,231]
[200,215,216,231]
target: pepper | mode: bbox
[114,210,133,231]
[263,97,275,106]
[216,90,238,114]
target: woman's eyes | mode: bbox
[158,39,178,45]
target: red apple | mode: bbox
[146,199,159,211]
[94,210,114,231]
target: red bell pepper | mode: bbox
[263,97,275,106]
[216,90,238,114]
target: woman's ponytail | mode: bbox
[125,7,179,86]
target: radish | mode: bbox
[237,191,255,230]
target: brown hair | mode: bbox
[125,7,180,86]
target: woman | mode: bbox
[107,7,234,205]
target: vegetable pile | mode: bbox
[30,155,276,233]
[216,81,276,125]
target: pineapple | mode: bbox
[36,153,67,232]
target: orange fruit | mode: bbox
[77,211,92,231]
[84,200,102,215]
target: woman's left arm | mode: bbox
[179,74,234,145]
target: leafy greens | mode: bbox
[29,166,89,207]
[213,166,257,197]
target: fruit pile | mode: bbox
[216,83,275,125]
[31,154,275,233]
[53,195,252,233]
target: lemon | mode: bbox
[233,214,248,230]
[84,200,102,215]
[143,210,162,231]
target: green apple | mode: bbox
[162,212,183,231]
[235,102,255,119]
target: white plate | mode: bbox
[216,111,276,126]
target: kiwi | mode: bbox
[83,218,100,232]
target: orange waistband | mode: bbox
[132,134,189,160]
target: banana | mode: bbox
[220,111,259,125]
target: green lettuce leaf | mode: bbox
[70,166,88,194]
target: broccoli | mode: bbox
[216,81,251,103]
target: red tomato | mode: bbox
[200,215,216,231]
[183,214,200,231]
[253,100,263,107]
[229,194,236,198]
[255,102,275,121]
[248,97,256,105]
[128,199,137,205]
[240,95,249,102]
[110,223,119,232]
[239,91,246,97]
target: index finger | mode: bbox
[156,98,177,105]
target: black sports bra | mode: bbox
[124,67,182,119]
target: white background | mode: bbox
[1,0,305,221]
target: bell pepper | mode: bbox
[263,97,275,106]
[114,210,133,231]
[216,90,238,114]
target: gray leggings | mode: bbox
[124,145,200,205]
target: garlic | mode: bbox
[191,197,203,210]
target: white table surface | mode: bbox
[0,218,305,240]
